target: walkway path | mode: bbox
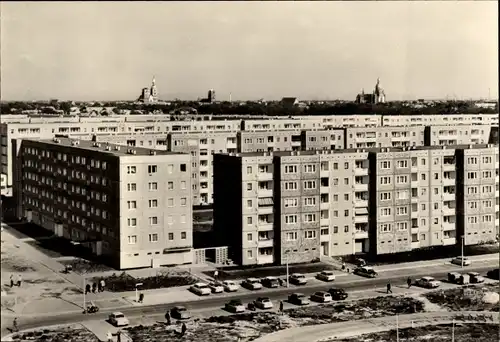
[254,311,499,342]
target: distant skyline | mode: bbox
[1,2,498,102]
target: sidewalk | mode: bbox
[253,311,499,342]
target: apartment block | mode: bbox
[345,126,426,149]
[424,125,493,146]
[14,137,193,269]
[214,144,499,266]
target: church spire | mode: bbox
[152,75,156,86]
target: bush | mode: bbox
[99,271,197,292]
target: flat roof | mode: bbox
[30,137,185,157]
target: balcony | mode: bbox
[442,206,455,216]
[257,222,273,231]
[411,211,418,219]
[354,183,368,192]
[354,215,368,223]
[354,199,368,208]
[291,140,301,146]
[320,169,329,178]
[320,217,330,225]
[226,142,237,149]
[411,241,420,249]
[257,254,274,265]
[354,168,368,176]
[443,192,456,201]
[258,189,273,198]
[411,166,418,173]
[258,206,273,215]
[442,222,455,231]
[320,202,330,210]
[320,186,329,194]
[411,227,419,234]
[443,178,455,186]
[442,237,456,246]
[443,163,455,171]
[258,239,274,248]
[258,172,273,181]
[410,180,419,188]
[355,230,368,239]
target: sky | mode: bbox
[1,2,498,102]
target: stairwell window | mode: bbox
[149,234,158,242]
[148,165,158,173]
[128,235,137,244]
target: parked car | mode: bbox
[448,272,462,284]
[311,291,333,303]
[170,306,191,320]
[261,276,280,288]
[288,293,310,306]
[417,276,441,288]
[328,288,348,300]
[222,280,240,292]
[289,273,308,285]
[189,283,211,296]
[316,271,336,282]
[468,272,485,284]
[208,282,224,293]
[451,256,472,267]
[242,278,263,290]
[487,268,500,280]
[254,297,273,309]
[353,266,378,278]
[108,312,129,327]
[225,299,245,313]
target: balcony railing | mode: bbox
[354,168,368,176]
[354,199,368,208]
[354,183,368,192]
[354,215,368,223]
[258,173,273,181]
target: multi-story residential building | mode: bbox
[424,125,493,146]
[344,126,426,149]
[13,137,193,269]
[214,144,499,266]
[382,114,499,127]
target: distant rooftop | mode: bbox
[32,137,184,157]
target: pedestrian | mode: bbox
[116,330,122,342]
[213,270,219,281]
[386,283,392,294]
[17,274,22,287]
[106,331,113,342]
[279,300,284,313]
[100,279,106,292]
[407,277,412,289]
[12,317,18,332]
[85,284,91,294]
[92,283,97,293]
[346,268,350,273]
[139,292,144,303]
[180,322,187,337]
[165,311,171,325]
[278,278,284,287]
[341,262,346,271]
[10,275,14,288]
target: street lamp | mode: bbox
[284,249,290,288]
[135,283,143,302]
[461,235,465,269]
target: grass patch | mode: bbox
[424,283,500,312]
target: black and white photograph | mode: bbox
[0,1,498,342]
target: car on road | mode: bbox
[189,282,211,296]
[316,271,336,282]
[170,306,191,320]
[225,299,245,313]
[254,297,273,309]
[353,266,378,278]
[451,256,472,267]
[242,278,263,290]
[328,288,348,300]
[416,276,441,288]
[487,268,500,280]
[311,291,333,303]
[468,272,485,284]
[222,280,239,292]
[261,276,280,288]
[108,312,129,327]
[288,293,310,306]
[208,282,224,293]
[289,273,308,285]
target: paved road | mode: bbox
[9,264,496,333]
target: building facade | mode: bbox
[14,138,193,269]
[214,144,499,266]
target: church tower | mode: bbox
[150,76,158,102]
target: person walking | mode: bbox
[386,282,392,294]
[407,277,412,289]
[92,283,97,293]
[139,292,144,303]
[100,279,106,292]
[12,317,18,332]
[17,274,22,287]
[213,270,219,281]
[165,311,171,325]
[10,275,14,288]
[85,284,91,294]
[341,262,346,271]
[279,300,284,313]
[180,322,187,337]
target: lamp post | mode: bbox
[396,314,399,342]
[83,277,86,310]
[285,250,290,288]
[461,236,465,269]
[135,283,143,302]
[451,319,455,342]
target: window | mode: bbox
[396,175,408,184]
[344,178,349,185]
[181,198,187,206]
[247,200,253,208]
[421,203,426,210]
[304,164,316,173]
[127,218,137,227]
[149,234,158,242]
[285,181,298,190]
[344,162,349,169]
[344,194,349,201]
[344,225,349,233]
[247,166,253,174]
[333,210,338,217]
[247,250,253,259]
[127,183,137,191]
[380,176,391,184]
[128,235,137,244]
[127,201,137,209]
[380,208,391,216]
[396,206,408,215]
[286,232,298,241]
[380,192,391,201]
[333,163,338,170]
[380,223,391,232]
[397,160,408,168]
[303,180,316,189]
[180,164,187,172]
[304,213,316,222]
[127,166,136,174]
[333,226,339,233]
[344,210,349,217]
[168,233,174,240]
[421,173,426,181]
[247,183,253,191]
[180,181,186,189]
[148,165,157,173]
[247,217,253,225]
[148,199,158,208]
[167,181,174,190]
[320,228,329,235]
[284,165,297,173]
[284,198,298,207]
[148,182,157,191]
[396,222,408,231]
[304,230,317,239]
[434,203,439,210]
[149,216,158,225]
[304,197,316,206]
[396,190,408,200]
[285,215,298,224]
[168,198,174,207]
[380,161,391,169]
[333,194,339,201]
[181,232,187,239]
[247,233,252,241]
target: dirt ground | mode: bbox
[424,283,500,312]
[332,323,499,342]
[10,324,99,342]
